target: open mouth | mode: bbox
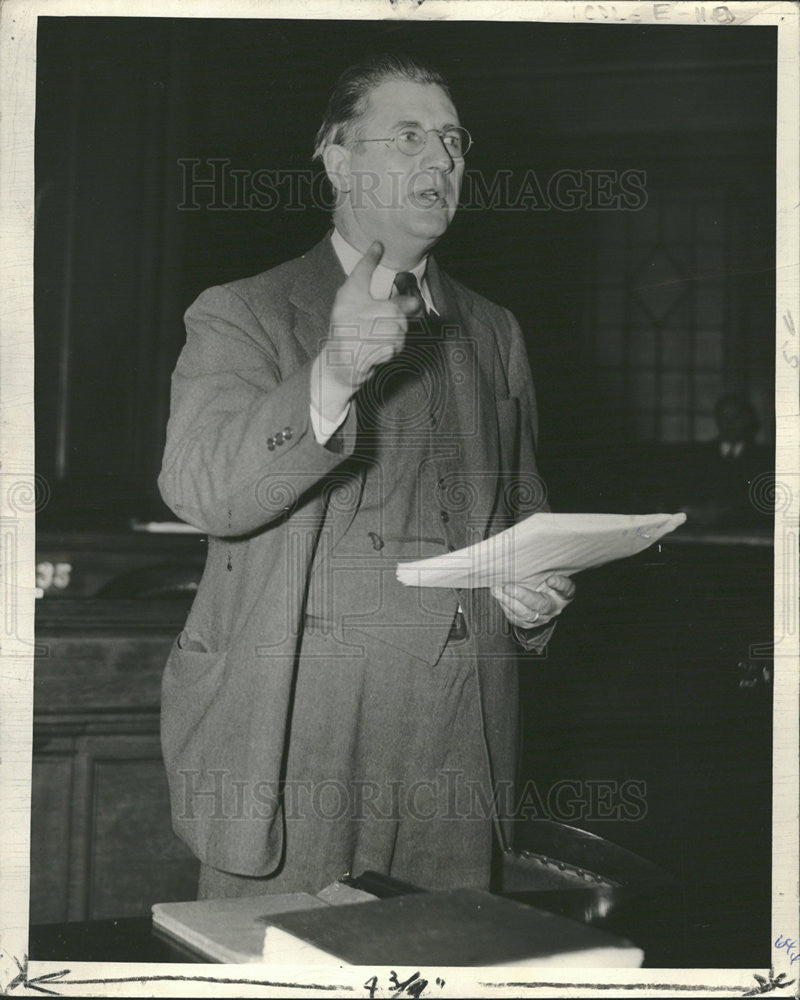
[416,188,447,207]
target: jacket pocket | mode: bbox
[165,631,228,687]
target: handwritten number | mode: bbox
[775,933,800,967]
[365,970,444,997]
[390,971,421,993]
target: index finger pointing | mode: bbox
[347,240,384,293]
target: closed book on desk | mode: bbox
[152,893,326,963]
[262,889,644,967]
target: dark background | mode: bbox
[35,16,776,528]
[32,16,776,967]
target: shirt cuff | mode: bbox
[513,620,557,655]
[310,399,351,445]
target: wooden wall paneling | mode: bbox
[31,719,199,922]
[83,732,198,920]
[29,738,75,924]
[32,590,200,920]
[64,730,93,921]
[34,631,175,715]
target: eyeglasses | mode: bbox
[359,126,473,159]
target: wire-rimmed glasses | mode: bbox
[359,126,473,159]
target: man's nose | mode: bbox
[420,131,454,172]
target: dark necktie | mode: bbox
[355,272,443,439]
[392,271,435,352]
[393,271,427,322]
[392,271,445,425]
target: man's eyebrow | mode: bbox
[389,119,461,130]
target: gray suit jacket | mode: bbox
[158,233,551,875]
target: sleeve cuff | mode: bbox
[513,620,557,655]
[310,399,351,445]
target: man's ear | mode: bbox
[322,144,352,195]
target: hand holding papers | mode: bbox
[396,511,687,589]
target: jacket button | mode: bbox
[284,426,293,440]
[275,431,284,445]
[267,437,276,450]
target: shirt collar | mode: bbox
[331,228,435,313]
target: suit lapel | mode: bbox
[289,232,367,548]
[288,230,346,361]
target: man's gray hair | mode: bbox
[313,53,453,161]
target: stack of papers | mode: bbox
[396,511,687,589]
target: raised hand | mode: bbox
[320,241,421,395]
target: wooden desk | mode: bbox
[29,877,769,969]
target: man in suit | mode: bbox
[653,394,774,527]
[158,53,575,898]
